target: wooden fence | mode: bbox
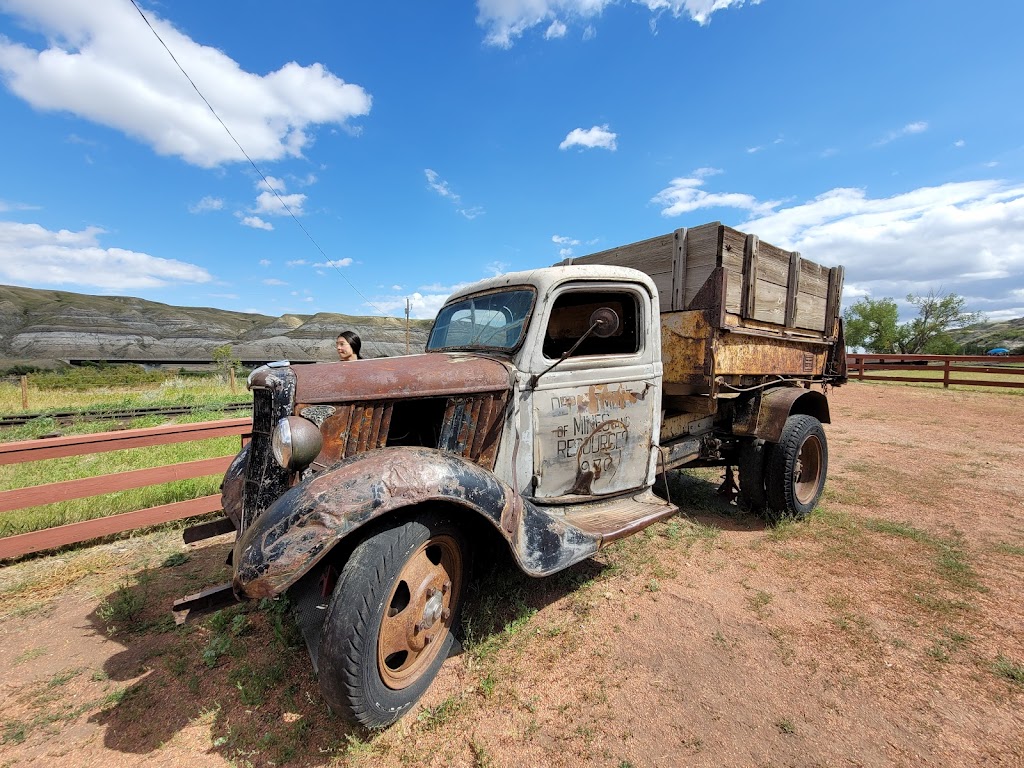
[0,418,249,560]
[846,353,1024,388]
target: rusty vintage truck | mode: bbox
[180,221,847,728]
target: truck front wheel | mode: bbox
[765,415,828,520]
[318,510,468,729]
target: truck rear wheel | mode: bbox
[765,414,827,520]
[737,438,770,511]
[318,510,468,728]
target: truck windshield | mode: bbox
[427,289,535,351]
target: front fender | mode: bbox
[233,446,599,598]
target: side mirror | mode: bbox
[589,307,620,338]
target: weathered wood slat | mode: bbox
[0,418,251,466]
[0,455,235,514]
[0,494,224,560]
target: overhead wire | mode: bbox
[127,0,390,316]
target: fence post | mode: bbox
[20,375,29,410]
[943,359,950,389]
[229,367,237,394]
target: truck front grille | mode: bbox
[241,385,293,532]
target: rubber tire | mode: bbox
[737,438,770,511]
[765,415,828,521]
[317,510,468,729]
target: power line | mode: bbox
[127,0,390,317]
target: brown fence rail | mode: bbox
[0,417,250,560]
[846,353,1024,388]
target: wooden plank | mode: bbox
[0,455,235,514]
[682,223,723,307]
[751,279,787,325]
[0,494,224,560]
[572,232,675,273]
[784,251,801,328]
[742,234,759,319]
[0,418,251,466]
[824,266,843,335]
[794,294,827,331]
[798,259,830,298]
[721,226,746,315]
[753,242,791,286]
[671,227,687,312]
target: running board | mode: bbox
[539,489,679,544]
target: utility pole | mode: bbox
[405,297,410,355]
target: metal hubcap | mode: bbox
[793,435,823,505]
[377,534,462,690]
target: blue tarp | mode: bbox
[987,348,1010,355]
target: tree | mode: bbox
[843,297,901,352]
[896,290,983,354]
[843,291,983,354]
[212,344,240,383]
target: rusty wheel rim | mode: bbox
[793,434,823,506]
[377,534,463,690]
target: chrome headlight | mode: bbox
[271,416,323,471]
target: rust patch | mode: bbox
[291,353,513,403]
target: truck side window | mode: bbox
[543,290,640,359]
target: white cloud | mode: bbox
[391,284,402,291]
[258,259,271,267]
[874,121,929,146]
[240,215,273,230]
[0,199,40,212]
[552,235,581,245]
[313,258,353,268]
[0,0,371,168]
[652,171,779,217]
[424,169,485,219]
[477,0,756,47]
[486,261,510,276]
[954,139,966,148]
[736,180,1024,314]
[286,259,308,267]
[545,20,568,38]
[425,169,459,201]
[262,278,287,286]
[370,291,450,320]
[560,124,617,151]
[0,221,212,289]
[188,195,223,213]
[209,292,239,300]
[252,176,307,217]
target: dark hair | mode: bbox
[337,330,362,359]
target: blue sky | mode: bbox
[1,0,1022,322]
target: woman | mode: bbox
[336,330,362,361]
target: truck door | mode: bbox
[528,283,660,500]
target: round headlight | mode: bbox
[271,416,323,471]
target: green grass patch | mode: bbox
[992,655,1024,686]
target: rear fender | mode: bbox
[734,386,831,443]
[232,446,599,598]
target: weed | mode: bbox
[96,577,147,632]
[161,552,190,567]
[992,655,1024,686]
[13,647,47,665]
[479,671,498,697]
[776,718,796,734]
[2,721,27,745]
[470,736,495,768]
[202,634,233,668]
[417,695,465,729]
[47,668,82,688]
[995,542,1024,557]
[646,578,660,593]
[229,661,285,706]
[745,589,773,617]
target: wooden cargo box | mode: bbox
[566,222,844,337]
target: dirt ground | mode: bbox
[1,381,1022,768]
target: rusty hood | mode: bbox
[289,352,514,403]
